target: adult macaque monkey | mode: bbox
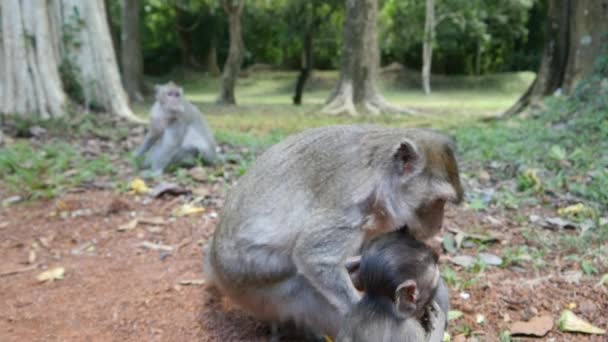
[135,82,217,175]
[204,125,463,339]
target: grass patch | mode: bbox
[0,141,115,199]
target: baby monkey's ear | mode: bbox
[395,279,418,315]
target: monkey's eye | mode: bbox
[168,91,180,97]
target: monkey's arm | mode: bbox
[135,131,160,157]
[425,301,447,342]
[293,225,362,315]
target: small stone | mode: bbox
[478,252,503,266]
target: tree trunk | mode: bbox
[105,0,120,63]
[562,0,608,93]
[58,0,140,120]
[322,0,409,116]
[0,0,67,119]
[504,0,608,116]
[217,0,245,105]
[207,42,221,77]
[422,0,435,95]
[121,0,144,102]
[0,0,139,121]
[293,32,313,105]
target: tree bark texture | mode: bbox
[0,0,67,119]
[422,0,435,95]
[121,0,144,102]
[0,0,139,121]
[504,0,608,116]
[322,0,408,116]
[562,0,608,93]
[217,0,245,105]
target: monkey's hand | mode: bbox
[294,226,362,316]
[425,301,447,342]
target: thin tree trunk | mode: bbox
[322,0,411,116]
[422,0,434,95]
[0,0,66,119]
[207,42,221,77]
[121,0,144,102]
[293,32,313,105]
[217,0,245,105]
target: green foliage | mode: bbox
[381,0,541,75]
[0,142,114,199]
[138,0,544,75]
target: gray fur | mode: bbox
[204,125,462,338]
[135,82,217,175]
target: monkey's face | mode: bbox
[391,137,463,241]
[155,83,185,114]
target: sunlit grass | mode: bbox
[134,70,534,146]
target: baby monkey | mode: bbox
[338,230,446,342]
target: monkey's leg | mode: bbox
[434,278,450,323]
[292,226,362,337]
[182,126,217,165]
[425,301,447,342]
[255,274,346,340]
[146,130,182,174]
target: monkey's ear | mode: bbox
[395,279,418,314]
[394,141,420,174]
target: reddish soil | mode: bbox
[1,188,606,341]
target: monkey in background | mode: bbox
[337,229,445,342]
[135,82,217,176]
[204,125,463,339]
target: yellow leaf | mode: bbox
[130,178,150,195]
[36,267,65,282]
[558,310,606,335]
[557,203,593,218]
[323,335,333,342]
[567,302,577,310]
[172,204,205,217]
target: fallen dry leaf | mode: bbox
[178,279,206,286]
[138,241,174,252]
[172,203,205,217]
[557,310,606,335]
[117,219,139,232]
[189,166,208,182]
[138,217,166,226]
[510,315,553,337]
[129,178,150,195]
[36,267,65,282]
[28,250,37,264]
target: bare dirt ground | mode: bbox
[1,188,606,341]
